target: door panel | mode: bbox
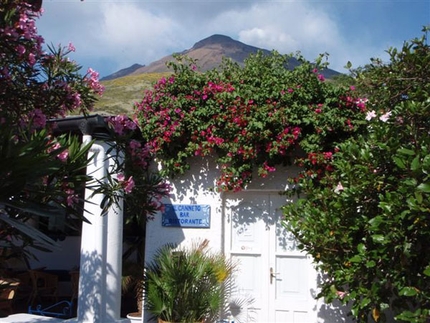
[225,191,316,323]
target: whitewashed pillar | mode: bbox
[106,146,124,321]
[72,136,128,323]
[77,138,109,322]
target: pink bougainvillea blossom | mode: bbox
[355,98,368,111]
[317,74,325,82]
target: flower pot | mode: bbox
[157,319,203,323]
[127,311,142,322]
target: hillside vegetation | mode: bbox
[93,72,171,115]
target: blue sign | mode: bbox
[162,204,210,228]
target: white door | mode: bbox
[224,191,317,323]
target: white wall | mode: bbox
[145,158,353,323]
[29,236,81,270]
[146,157,303,260]
[146,157,223,260]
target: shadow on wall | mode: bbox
[314,273,354,323]
[317,300,354,323]
[171,156,219,204]
[147,157,219,248]
[77,251,120,322]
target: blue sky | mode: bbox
[37,0,429,78]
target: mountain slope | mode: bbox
[131,34,282,74]
[105,34,339,79]
[101,63,144,81]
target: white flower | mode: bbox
[334,182,344,194]
[379,111,392,122]
[365,110,377,121]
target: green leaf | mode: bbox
[371,234,386,244]
[415,191,423,204]
[360,297,371,307]
[424,266,430,277]
[398,148,415,156]
[393,156,406,169]
[411,155,421,171]
[357,243,366,253]
[417,183,430,193]
[399,286,418,297]
[369,216,383,229]
[349,255,362,263]
[422,154,430,174]
[366,260,376,268]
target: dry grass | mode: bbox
[93,72,171,116]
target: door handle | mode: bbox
[270,267,279,284]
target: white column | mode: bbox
[106,145,124,321]
[77,138,108,323]
[69,138,129,323]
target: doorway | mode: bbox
[224,191,317,323]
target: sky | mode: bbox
[36,0,430,79]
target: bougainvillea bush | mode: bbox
[135,51,368,191]
[283,31,430,322]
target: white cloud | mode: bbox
[97,4,183,69]
[36,0,427,77]
[208,2,348,68]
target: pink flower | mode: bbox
[334,182,344,194]
[84,68,104,95]
[117,173,135,194]
[66,188,78,206]
[379,111,392,122]
[323,152,333,160]
[123,176,135,194]
[355,98,368,111]
[28,109,47,129]
[263,162,276,173]
[129,139,141,150]
[365,110,376,121]
[117,173,125,182]
[57,149,68,161]
[28,53,36,66]
[68,42,76,52]
[336,291,347,299]
[16,45,26,55]
[107,115,137,136]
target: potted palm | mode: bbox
[144,239,234,323]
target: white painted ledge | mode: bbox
[0,313,65,322]
[0,314,131,323]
